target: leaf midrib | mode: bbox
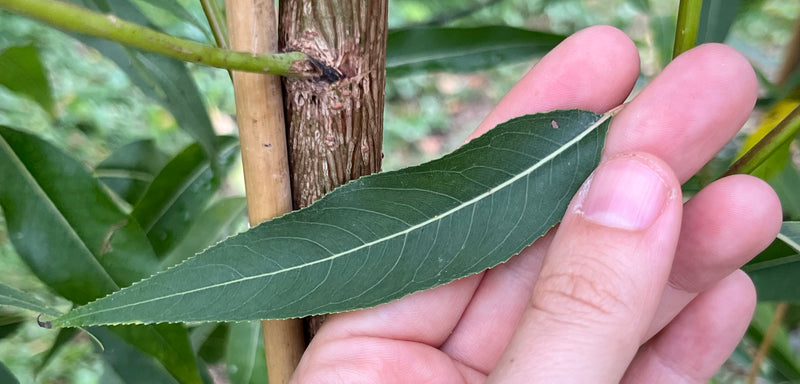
[60,112,610,323]
[0,134,119,291]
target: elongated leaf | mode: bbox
[770,158,800,221]
[745,303,800,381]
[132,137,239,258]
[0,125,159,304]
[0,127,202,384]
[109,324,203,384]
[0,45,54,117]
[65,0,219,162]
[386,26,565,76]
[651,15,677,69]
[745,222,800,302]
[37,327,79,372]
[226,321,267,384]
[55,109,611,326]
[696,0,741,44]
[94,327,181,384]
[0,313,24,340]
[135,0,212,42]
[0,361,20,384]
[736,99,798,181]
[161,197,247,269]
[95,139,170,206]
[0,283,61,317]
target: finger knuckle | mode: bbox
[531,258,634,323]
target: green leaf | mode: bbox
[0,312,25,340]
[696,0,742,44]
[770,162,800,220]
[0,45,55,117]
[161,197,247,269]
[745,222,800,302]
[135,0,212,41]
[66,0,219,162]
[226,321,268,384]
[93,327,182,384]
[0,127,202,384]
[0,283,61,317]
[0,361,20,384]
[95,139,171,206]
[386,26,565,76]
[651,15,677,70]
[54,109,612,326]
[109,324,203,384]
[132,137,239,258]
[745,303,800,381]
[193,323,228,363]
[37,327,79,372]
[0,126,159,305]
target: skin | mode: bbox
[291,26,783,383]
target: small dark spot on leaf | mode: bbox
[263,143,272,148]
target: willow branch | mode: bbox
[672,0,703,58]
[0,0,322,78]
[724,104,800,177]
[200,0,229,49]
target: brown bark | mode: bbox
[278,0,388,340]
[279,0,388,209]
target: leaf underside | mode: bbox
[55,110,611,327]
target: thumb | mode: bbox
[489,152,683,383]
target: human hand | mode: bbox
[290,25,783,383]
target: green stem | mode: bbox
[673,0,703,58]
[200,0,229,49]
[724,104,800,177]
[0,0,314,77]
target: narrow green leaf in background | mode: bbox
[95,139,171,206]
[161,197,247,269]
[93,327,181,384]
[36,327,79,373]
[64,0,220,162]
[745,222,800,302]
[0,44,55,117]
[771,163,800,220]
[0,313,25,340]
[0,361,20,384]
[226,321,268,384]
[0,126,203,384]
[135,0,212,42]
[696,0,741,44]
[386,26,566,76]
[0,125,159,304]
[745,303,800,381]
[109,324,203,384]
[0,283,61,317]
[54,109,612,326]
[132,136,239,258]
[651,15,677,70]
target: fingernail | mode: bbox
[578,156,670,230]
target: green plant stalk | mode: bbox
[200,0,229,49]
[724,104,800,177]
[0,0,312,77]
[672,0,703,58]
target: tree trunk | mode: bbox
[278,0,388,339]
[279,0,388,208]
